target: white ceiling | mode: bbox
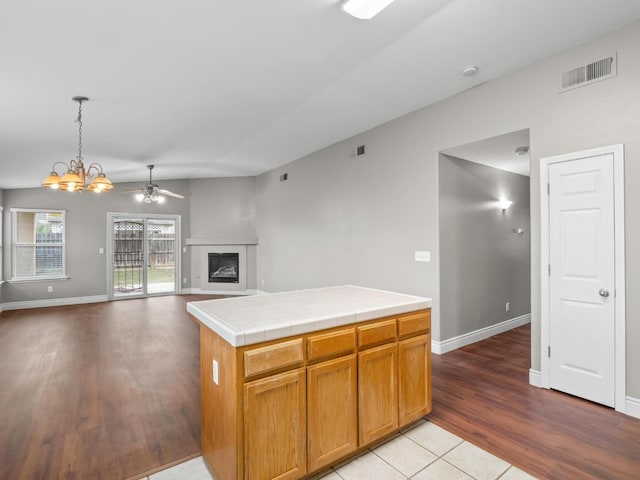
[1,0,639,189]
[442,129,531,177]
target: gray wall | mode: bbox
[1,180,191,303]
[256,21,640,397]
[439,155,530,340]
[0,176,258,303]
[189,177,258,289]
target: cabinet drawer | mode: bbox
[244,338,305,378]
[357,319,396,350]
[308,328,356,363]
[397,310,430,339]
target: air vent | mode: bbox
[560,54,616,92]
[355,145,365,157]
[279,173,288,182]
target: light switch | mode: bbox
[415,251,430,262]
[99,247,104,254]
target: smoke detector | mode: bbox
[461,65,479,77]
[515,146,529,156]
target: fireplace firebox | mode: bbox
[208,253,239,283]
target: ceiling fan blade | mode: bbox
[158,189,185,199]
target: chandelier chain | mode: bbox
[77,99,83,160]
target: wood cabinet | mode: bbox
[358,343,398,445]
[197,308,431,480]
[307,355,357,471]
[398,334,431,427]
[244,368,307,480]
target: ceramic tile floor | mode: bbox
[143,420,538,480]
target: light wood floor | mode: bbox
[1,298,639,479]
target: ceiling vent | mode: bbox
[560,53,616,92]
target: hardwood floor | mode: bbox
[0,295,218,480]
[2,299,639,479]
[430,324,640,479]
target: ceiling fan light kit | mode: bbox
[42,96,114,193]
[131,164,184,204]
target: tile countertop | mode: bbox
[187,285,432,347]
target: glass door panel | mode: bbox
[113,219,145,298]
[110,215,178,299]
[146,219,176,295]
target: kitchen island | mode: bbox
[188,285,432,480]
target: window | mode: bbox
[11,209,66,280]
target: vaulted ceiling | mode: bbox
[1,0,639,189]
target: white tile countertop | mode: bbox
[187,285,431,347]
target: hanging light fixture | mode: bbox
[42,96,114,193]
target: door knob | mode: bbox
[599,289,610,298]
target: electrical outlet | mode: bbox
[183,246,187,253]
[506,302,510,312]
[182,277,187,284]
[261,279,265,286]
[212,360,219,385]
[99,247,104,254]
[47,286,53,293]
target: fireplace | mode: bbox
[208,253,239,283]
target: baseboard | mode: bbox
[529,369,543,388]
[1,295,109,311]
[182,288,265,296]
[626,396,640,419]
[432,313,531,355]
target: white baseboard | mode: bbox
[182,288,266,296]
[1,295,109,311]
[626,396,640,419]
[529,369,543,388]
[432,313,531,355]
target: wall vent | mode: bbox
[560,53,616,92]
[279,173,288,182]
[355,145,366,157]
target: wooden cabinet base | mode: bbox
[198,309,431,480]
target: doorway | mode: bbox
[540,144,626,412]
[107,213,181,299]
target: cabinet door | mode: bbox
[308,355,357,472]
[358,343,398,446]
[244,368,307,480]
[398,334,431,427]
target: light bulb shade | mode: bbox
[87,173,114,192]
[58,170,83,191]
[135,193,145,202]
[157,195,165,204]
[42,172,61,188]
[343,0,395,19]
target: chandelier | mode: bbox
[41,96,114,193]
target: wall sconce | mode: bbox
[499,199,513,212]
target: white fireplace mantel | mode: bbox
[186,237,258,246]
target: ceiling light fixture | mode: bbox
[342,0,395,20]
[499,199,513,212]
[42,97,113,193]
[515,145,530,156]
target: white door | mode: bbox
[548,154,615,406]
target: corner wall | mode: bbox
[256,21,640,398]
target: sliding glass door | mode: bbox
[108,213,180,299]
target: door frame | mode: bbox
[106,212,182,300]
[539,144,625,413]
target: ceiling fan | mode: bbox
[127,164,184,203]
